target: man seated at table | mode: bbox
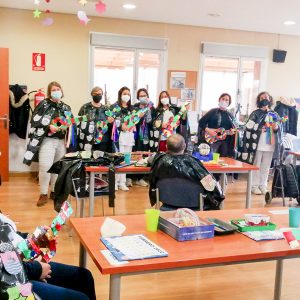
[149,134,224,210]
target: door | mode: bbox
[0,48,9,181]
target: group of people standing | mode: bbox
[24,81,188,207]
[198,91,282,196]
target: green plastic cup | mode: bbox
[145,209,160,232]
[213,152,220,162]
[124,152,131,164]
[289,207,300,227]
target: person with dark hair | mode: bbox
[0,212,96,300]
[77,86,114,153]
[23,81,73,207]
[132,88,154,187]
[198,93,237,158]
[237,91,282,195]
[149,91,175,152]
[148,134,224,210]
[111,86,135,191]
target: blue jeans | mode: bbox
[31,262,96,300]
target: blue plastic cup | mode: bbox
[289,207,300,227]
[124,152,131,164]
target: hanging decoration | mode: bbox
[77,10,90,25]
[32,0,108,25]
[95,0,106,14]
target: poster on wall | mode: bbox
[181,88,195,100]
[170,71,186,89]
[32,53,46,71]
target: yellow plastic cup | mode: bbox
[213,153,220,162]
[145,209,160,232]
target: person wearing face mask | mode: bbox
[198,93,237,158]
[238,91,282,195]
[111,86,135,191]
[149,91,177,152]
[23,81,73,207]
[77,86,114,153]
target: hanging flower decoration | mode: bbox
[95,0,106,14]
[79,0,88,5]
[77,10,90,25]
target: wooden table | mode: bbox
[70,207,299,300]
[85,157,258,216]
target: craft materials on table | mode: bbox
[17,201,73,262]
[242,230,284,241]
[100,234,168,261]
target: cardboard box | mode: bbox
[158,213,214,242]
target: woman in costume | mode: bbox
[24,81,73,207]
[238,91,282,195]
[77,86,114,153]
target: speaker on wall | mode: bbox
[273,49,287,63]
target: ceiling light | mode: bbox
[283,20,296,26]
[123,3,136,10]
[207,13,221,17]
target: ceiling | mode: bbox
[1,0,300,36]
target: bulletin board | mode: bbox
[167,70,198,111]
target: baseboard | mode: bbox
[9,172,38,178]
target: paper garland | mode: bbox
[17,201,73,263]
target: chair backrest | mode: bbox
[156,177,203,210]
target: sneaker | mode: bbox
[37,194,48,207]
[115,185,119,191]
[251,187,262,195]
[259,186,268,195]
[136,179,148,187]
[126,178,133,187]
[119,185,129,191]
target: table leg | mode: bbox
[109,274,121,300]
[274,259,283,300]
[246,170,252,208]
[79,242,87,268]
[89,172,95,217]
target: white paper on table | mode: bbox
[100,250,128,265]
[268,210,289,215]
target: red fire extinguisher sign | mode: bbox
[32,53,46,71]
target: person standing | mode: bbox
[77,86,114,153]
[238,91,282,195]
[24,81,73,207]
[198,93,237,157]
[112,87,135,191]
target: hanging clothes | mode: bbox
[274,97,298,136]
[9,84,31,139]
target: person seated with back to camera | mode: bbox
[148,134,224,210]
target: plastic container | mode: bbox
[206,218,238,235]
[230,219,276,232]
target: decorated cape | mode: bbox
[149,153,224,209]
[23,99,72,166]
[237,109,282,165]
[0,221,37,300]
[149,106,177,152]
[77,102,112,151]
[133,102,153,151]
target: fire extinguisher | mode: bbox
[34,89,46,107]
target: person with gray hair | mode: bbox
[148,134,224,210]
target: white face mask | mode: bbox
[219,101,229,109]
[121,95,130,102]
[161,98,169,105]
[51,90,62,100]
